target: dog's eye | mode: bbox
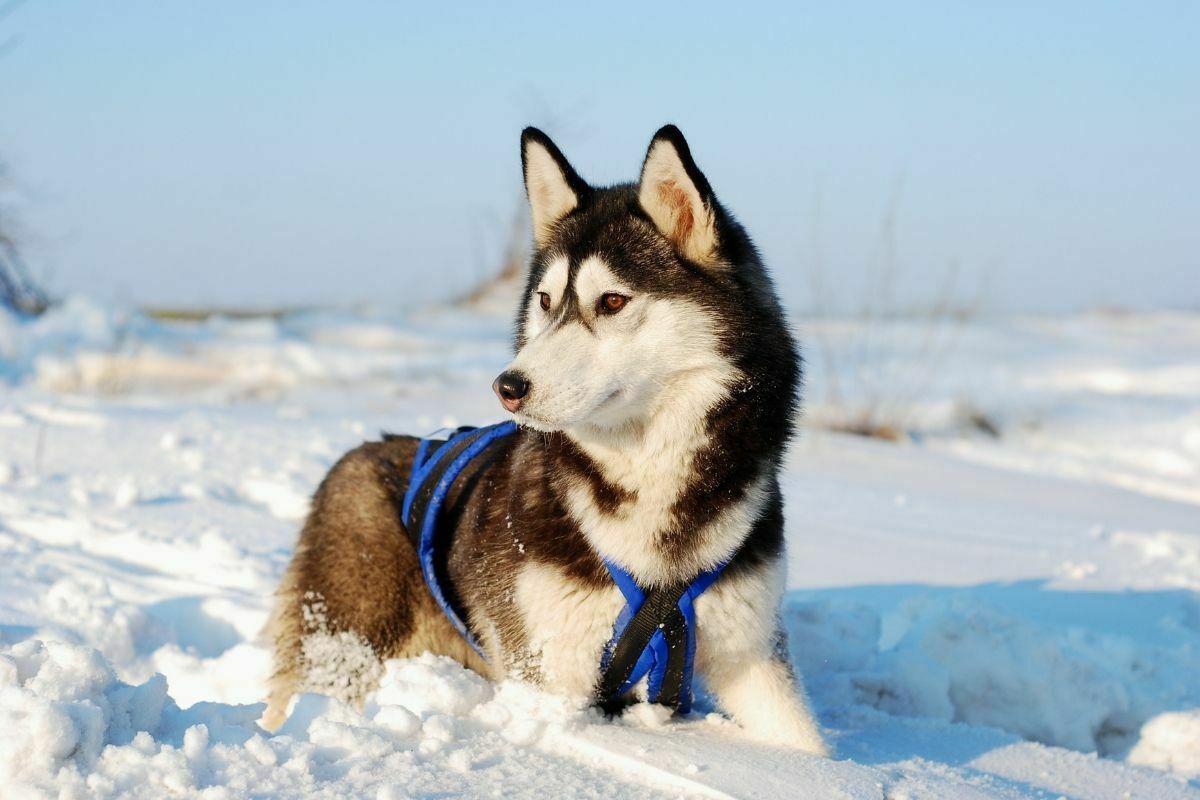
[598,293,629,315]
[537,292,551,311]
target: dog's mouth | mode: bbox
[511,387,625,432]
[511,409,558,432]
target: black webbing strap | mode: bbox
[594,580,691,714]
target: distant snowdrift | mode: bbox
[8,299,1199,505]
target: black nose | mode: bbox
[492,371,530,412]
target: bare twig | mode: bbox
[0,236,50,315]
[803,184,987,441]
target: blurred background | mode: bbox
[2,1,1197,315]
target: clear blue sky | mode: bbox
[1,2,1197,313]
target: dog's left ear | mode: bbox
[638,125,720,265]
[522,127,590,247]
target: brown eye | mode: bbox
[599,293,629,314]
[537,292,551,311]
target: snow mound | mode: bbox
[0,638,173,797]
[0,638,280,799]
[789,596,1199,759]
[874,599,1137,752]
[1129,710,1200,779]
[0,641,675,800]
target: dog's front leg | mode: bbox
[704,644,831,756]
[697,560,831,755]
[514,562,628,698]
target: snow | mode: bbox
[1131,712,1200,779]
[1,297,1198,798]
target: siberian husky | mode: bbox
[264,125,829,755]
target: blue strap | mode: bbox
[402,421,518,659]
[675,564,726,711]
[603,557,729,713]
[403,419,726,713]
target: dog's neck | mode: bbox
[556,367,767,586]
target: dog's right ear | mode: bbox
[521,128,588,247]
[638,125,720,266]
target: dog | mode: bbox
[262,125,829,756]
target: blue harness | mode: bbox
[400,422,728,714]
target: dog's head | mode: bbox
[495,126,782,435]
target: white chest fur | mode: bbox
[562,366,769,585]
[511,554,786,697]
[513,562,625,696]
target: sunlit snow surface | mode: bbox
[1,298,1198,798]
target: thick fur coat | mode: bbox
[264,126,829,756]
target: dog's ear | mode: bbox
[638,125,719,265]
[521,128,589,247]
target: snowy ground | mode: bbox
[1,297,1198,799]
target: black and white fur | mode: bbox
[264,126,828,756]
